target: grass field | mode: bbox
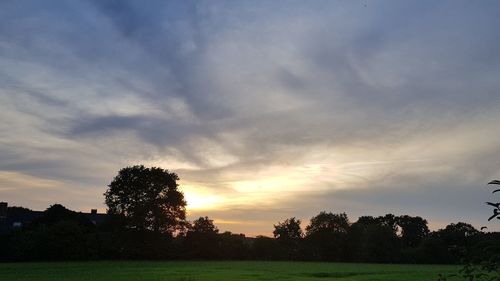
[0,261,460,281]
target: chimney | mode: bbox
[91,209,97,215]
[0,202,7,219]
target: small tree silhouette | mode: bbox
[486,180,500,221]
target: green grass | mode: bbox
[0,261,460,281]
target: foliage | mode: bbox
[348,218,400,262]
[184,217,220,259]
[397,215,430,247]
[305,212,350,261]
[31,204,94,228]
[190,216,219,234]
[439,262,500,281]
[104,165,187,234]
[305,211,349,235]
[252,235,280,260]
[273,217,303,240]
[437,180,500,281]
[217,232,251,260]
[487,180,500,221]
[1,205,498,262]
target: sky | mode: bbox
[1,0,500,236]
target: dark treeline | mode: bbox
[1,204,499,263]
[1,166,499,263]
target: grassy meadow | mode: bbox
[0,261,460,281]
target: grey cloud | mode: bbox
[88,0,236,120]
[302,1,500,112]
[70,115,155,136]
[68,114,199,148]
[1,0,500,232]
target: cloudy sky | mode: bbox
[1,0,500,235]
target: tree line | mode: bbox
[0,165,498,263]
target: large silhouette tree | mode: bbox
[104,165,187,234]
[305,212,350,261]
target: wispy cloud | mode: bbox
[1,0,500,234]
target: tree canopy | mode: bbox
[104,165,187,234]
[305,211,349,236]
[32,204,93,227]
[397,215,429,247]
[273,217,303,240]
[304,212,350,261]
[191,216,219,234]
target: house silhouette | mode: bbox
[0,202,107,233]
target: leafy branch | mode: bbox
[486,180,500,221]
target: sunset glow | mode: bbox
[184,189,223,211]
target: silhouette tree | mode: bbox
[273,217,303,240]
[273,217,303,259]
[305,212,350,261]
[305,212,349,235]
[104,165,187,234]
[377,214,399,231]
[422,222,479,264]
[252,235,280,260]
[356,215,378,225]
[348,216,400,262]
[439,222,478,242]
[191,216,219,234]
[32,204,92,227]
[218,231,250,260]
[185,216,219,259]
[397,215,429,247]
[356,214,398,232]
